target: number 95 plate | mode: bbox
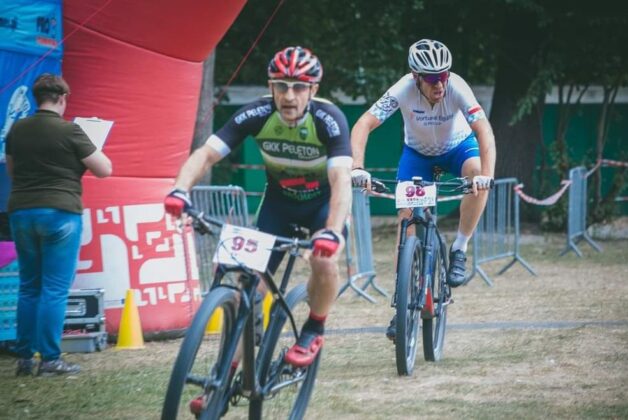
[212,224,276,272]
[395,181,437,209]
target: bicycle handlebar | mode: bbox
[370,177,494,195]
[184,207,313,250]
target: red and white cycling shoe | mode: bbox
[284,331,324,367]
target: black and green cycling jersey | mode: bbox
[208,96,352,202]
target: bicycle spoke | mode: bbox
[161,287,238,420]
[423,238,448,362]
[395,236,421,375]
[250,284,320,419]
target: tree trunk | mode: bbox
[191,52,216,185]
[490,8,545,189]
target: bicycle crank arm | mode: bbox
[267,369,307,394]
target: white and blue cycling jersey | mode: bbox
[368,72,486,156]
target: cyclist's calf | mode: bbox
[307,245,343,317]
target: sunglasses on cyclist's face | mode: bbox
[420,71,449,85]
[269,80,313,94]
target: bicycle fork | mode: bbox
[419,225,436,319]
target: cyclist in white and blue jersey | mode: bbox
[350,39,496,340]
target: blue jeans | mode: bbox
[9,208,83,361]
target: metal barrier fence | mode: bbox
[470,178,536,286]
[190,185,250,291]
[560,166,602,257]
[190,185,385,302]
[339,189,389,303]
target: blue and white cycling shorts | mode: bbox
[397,133,480,181]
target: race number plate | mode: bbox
[213,224,276,272]
[395,181,437,208]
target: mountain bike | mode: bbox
[161,207,319,419]
[372,175,489,375]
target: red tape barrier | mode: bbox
[514,180,572,206]
[233,159,627,204]
[586,159,628,177]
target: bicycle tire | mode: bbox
[249,283,320,420]
[161,286,238,420]
[423,231,448,361]
[395,235,422,376]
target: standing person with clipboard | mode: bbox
[5,73,112,376]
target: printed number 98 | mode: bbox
[405,186,425,197]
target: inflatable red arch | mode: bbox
[63,0,246,334]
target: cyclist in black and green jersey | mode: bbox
[165,46,353,368]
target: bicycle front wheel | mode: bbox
[395,235,422,376]
[423,232,449,361]
[249,283,320,420]
[161,286,238,420]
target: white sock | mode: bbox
[452,231,471,253]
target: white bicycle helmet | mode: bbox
[408,39,452,74]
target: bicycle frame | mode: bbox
[162,209,320,419]
[206,242,305,402]
[394,206,441,318]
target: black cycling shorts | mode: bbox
[256,192,329,274]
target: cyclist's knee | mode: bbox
[309,257,339,279]
[256,280,268,295]
[461,157,481,177]
[398,208,412,220]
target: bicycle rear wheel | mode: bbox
[395,235,422,375]
[423,232,449,361]
[249,283,320,420]
[161,286,238,420]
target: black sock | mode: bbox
[302,313,326,336]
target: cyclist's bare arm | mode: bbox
[350,112,381,169]
[470,118,496,178]
[174,143,224,191]
[325,166,352,235]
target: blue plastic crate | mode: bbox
[0,259,19,273]
[0,271,19,342]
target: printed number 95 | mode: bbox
[231,236,258,252]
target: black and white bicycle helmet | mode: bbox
[408,39,452,74]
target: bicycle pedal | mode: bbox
[189,395,205,416]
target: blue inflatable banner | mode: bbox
[0,0,63,58]
[0,52,61,211]
[0,0,62,212]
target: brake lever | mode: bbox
[370,179,389,193]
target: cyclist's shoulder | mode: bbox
[383,73,416,100]
[310,96,342,113]
[309,97,346,129]
[447,72,473,92]
[231,96,275,123]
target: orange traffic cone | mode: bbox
[205,307,224,334]
[262,292,273,330]
[116,289,145,350]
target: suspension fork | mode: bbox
[263,249,301,341]
[414,208,437,317]
[392,216,413,308]
[238,274,262,397]
[419,223,437,317]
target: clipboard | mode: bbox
[74,117,114,151]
